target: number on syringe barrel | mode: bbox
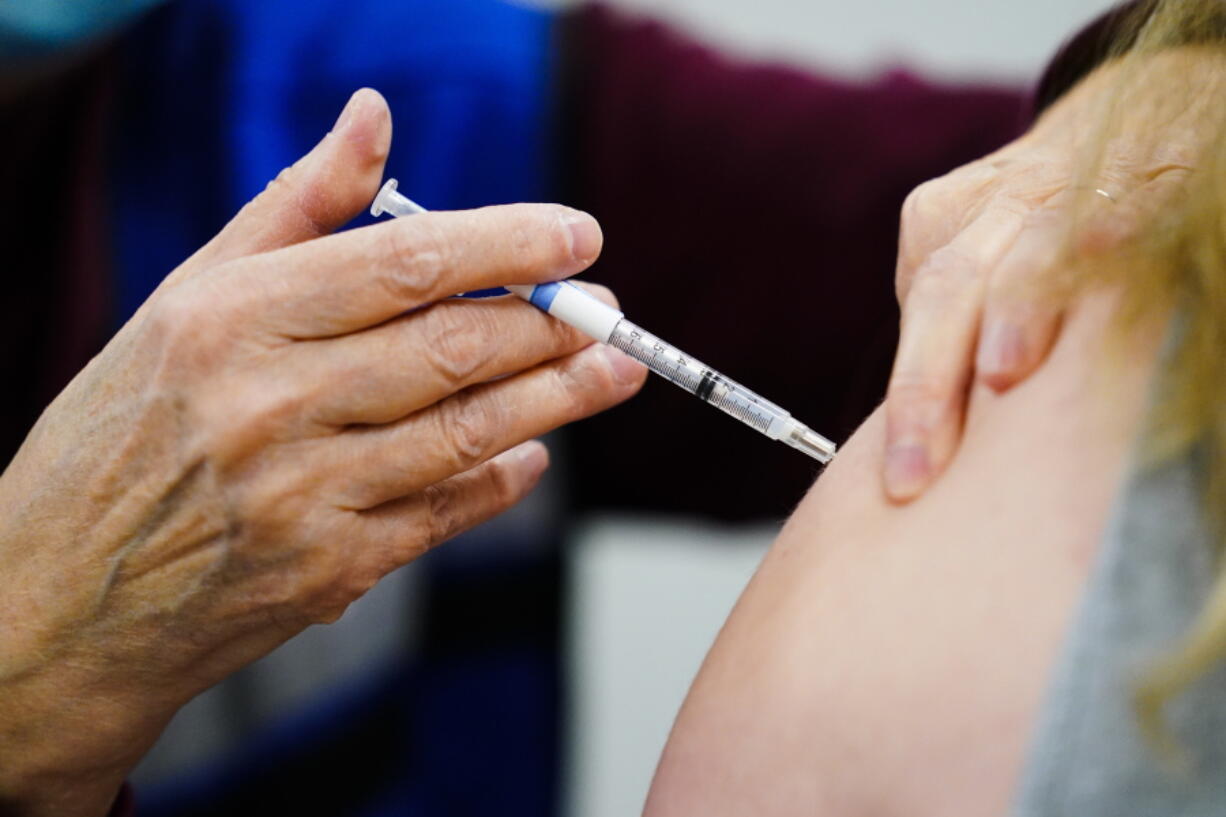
[613,323,708,393]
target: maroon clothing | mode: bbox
[562,5,1027,519]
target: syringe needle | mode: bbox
[370,180,837,464]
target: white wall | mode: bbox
[567,518,773,817]
[531,0,1116,80]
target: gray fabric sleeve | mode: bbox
[1012,449,1226,816]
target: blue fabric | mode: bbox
[111,0,556,325]
[131,650,559,817]
[109,1,560,813]
[0,0,167,64]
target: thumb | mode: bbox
[184,88,393,272]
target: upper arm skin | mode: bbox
[643,290,1162,817]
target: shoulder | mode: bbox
[645,287,1163,817]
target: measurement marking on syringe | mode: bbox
[716,394,773,431]
[370,178,838,463]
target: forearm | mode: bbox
[0,710,134,817]
[0,640,146,817]
[0,474,165,817]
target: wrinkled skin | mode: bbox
[0,89,646,816]
[884,49,1222,500]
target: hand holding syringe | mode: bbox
[371,180,837,464]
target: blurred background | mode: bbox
[3,0,1114,814]
[546,0,1113,79]
[545,1,1114,814]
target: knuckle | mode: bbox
[897,178,961,295]
[901,170,966,220]
[242,542,344,627]
[285,539,371,625]
[905,177,942,206]
[234,462,314,532]
[195,376,312,468]
[231,381,309,450]
[216,501,368,629]
[901,180,938,227]
[422,480,462,548]
[255,164,297,204]
[311,604,347,625]
[437,390,500,470]
[381,219,449,302]
[260,164,330,238]
[909,245,981,299]
[886,372,952,432]
[902,163,1002,236]
[341,478,382,513]
[324,439,398,511]
[554,353,613,418]
[507,211,540,260]
[418,456,524,552]
[482,455,522,509]
[150,286,208,340]
[303,577,358,626]
[329,564,381,616]
[145,285,234,378]
[419,304,496,387]
[262,164,297,197]
[507,203,572,267]
[887,372,945,407]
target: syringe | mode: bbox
[370,179,837,464]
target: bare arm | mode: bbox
[644,287,1161,816]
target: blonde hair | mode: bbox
[1056,0,1226,754]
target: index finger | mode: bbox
[884,202,1025,501]
[229,203,603,339]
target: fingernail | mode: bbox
[512,440,549,475]
[885,441,931,499]
[562,211,602,264]
[332,90,363,133]
[979,322,1025,376]
[601,345,646,385]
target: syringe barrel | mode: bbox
[366,184,836,463]
[504,283,795,441]
[606,319,792,440]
